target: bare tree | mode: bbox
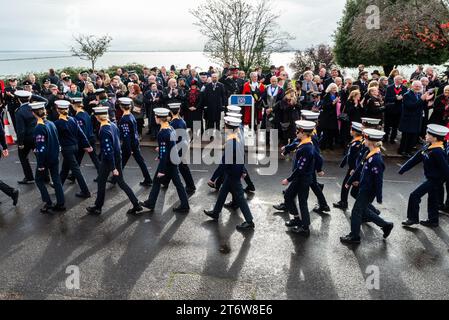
[290,44,335,79]
[70,34,113,72]
[190,0,294,72]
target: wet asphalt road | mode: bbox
[0,145,448,300]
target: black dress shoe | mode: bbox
[333,201,348,210]
[273,203,287,212]
[40,203,54,214]
[236,221,255,231]
[204,210,219,221]
[420,220,439,228]
[207,181,217,189]
[291,226,310,236]
[173,206,190,214]
[86,206,102,215]
[340,235,361,244]
[224,202,238,210]
[285,218,301,228]
[382,223,394,239]
[140,180,153,187]
[75,192,91,199]
[139,201,154,212]
[402,219,419,227]
[11,189,19,206]
[127,206,144,215]
[313,204,331,214]
[18,179,34,185]
[52,204,66,212]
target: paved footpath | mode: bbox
[0,146,448,300]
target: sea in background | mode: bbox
[0,51,445,80]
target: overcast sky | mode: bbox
[0,0,347,51]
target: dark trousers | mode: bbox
[284,175,312,227]
[146,108,160,138]
[18,137,35,181]
[213,169,254,192]
[35,163,65,206]
[351,185,380,215]
[95,158,139,209]
[0,179,15,197]
[60,145,90,194]
[407,179,441,223]
[340,122,351,147]
[122,144,152,183]
[213,176,253,223]
[350,191,389,239]
[311,173,328,207]
[340,169,352,204]
[206,119,220,130]
[321,129,338,150]
[77,139,100,172]
[179,162,195,190]
[384,113,401,142]
[146,164,189,209]
[136,118,144,136]
[399,132,418,154]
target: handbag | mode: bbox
[338,104,350,122]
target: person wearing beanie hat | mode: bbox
[341,129,394,244]
[54,100,93,199]
[400,124,449,228]
[86,107,143,216]
[168,103,196,195]
[333,122,364,211]
[141,108,190,214]
[111,97,153,187]
[204,117,255,231]
[31,102,65,213]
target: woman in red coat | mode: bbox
[242,72,265,129]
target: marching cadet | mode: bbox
[114,97,152,187]
[72,97,100,175]
[207,105,256,194]
[31,102,65,213]
[400,124,449,228]
[14,90,37,184]
[0,118,19,206]
[333,122,364,210]
[340,129,394,245]
[273,111,327,214]
[350,117,383,217]
[168,103,196,194]
[204,116,255,231]
[280,120,320,236]
[140,108,190,213]
[54,100,92,198]
[86,106,143,215]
